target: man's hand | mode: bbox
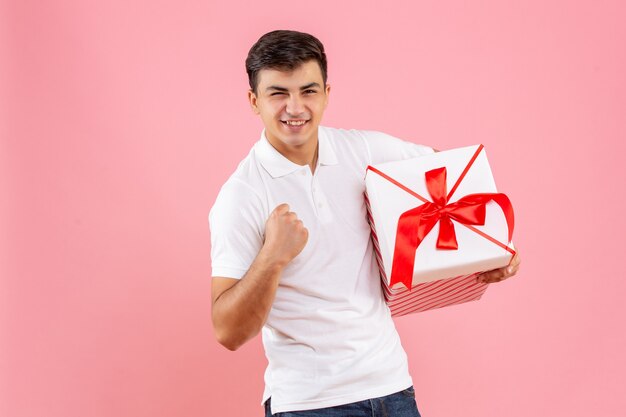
[262,203,309,267]
[477,251,521,284]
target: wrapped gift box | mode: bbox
[364,144,515,316]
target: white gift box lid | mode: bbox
[365,144,515,289]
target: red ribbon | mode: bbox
[367,145,515,290]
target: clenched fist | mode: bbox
[262,203,309,267]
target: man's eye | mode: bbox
[271,92,286,96]
[304,90,317,94]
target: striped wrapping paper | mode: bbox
[365,191,489,316]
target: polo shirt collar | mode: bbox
[256,126,338,178]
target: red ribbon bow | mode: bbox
[389,165,514,288]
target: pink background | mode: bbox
[1,1,625,416]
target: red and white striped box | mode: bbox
[364,145,515,317]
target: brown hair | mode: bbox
[246,30,328,94]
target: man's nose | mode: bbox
[286,94,305,115]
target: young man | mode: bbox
[209,30,520,417]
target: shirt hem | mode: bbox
[267,377,413,414]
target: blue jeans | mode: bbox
[264,386,421,417]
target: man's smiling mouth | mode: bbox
[281,120,309,126]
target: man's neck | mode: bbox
[266,133,319,173]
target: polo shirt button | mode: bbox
[301,171,306,176]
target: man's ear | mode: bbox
[324,83,331,108]
[248,89,260,114]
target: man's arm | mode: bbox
[211,203,308,351]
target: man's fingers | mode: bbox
[478,268,506,284]
[273,204,301,219]
[271,204,300,221]
[477,261,520,284]
[274,203,290,214]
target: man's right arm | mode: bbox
[211,203,308,351]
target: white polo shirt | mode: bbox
[209,126,434,414]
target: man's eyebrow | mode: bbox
[266,85,289,92]
[300,82,321,90]
[265,82,322,92]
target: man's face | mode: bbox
[248,60,331,155]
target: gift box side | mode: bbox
[364,191,389,284]
[383,274,489,317]
[364,171,395,282]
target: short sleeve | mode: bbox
[208,179,265,279]
[360,130,435,165]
